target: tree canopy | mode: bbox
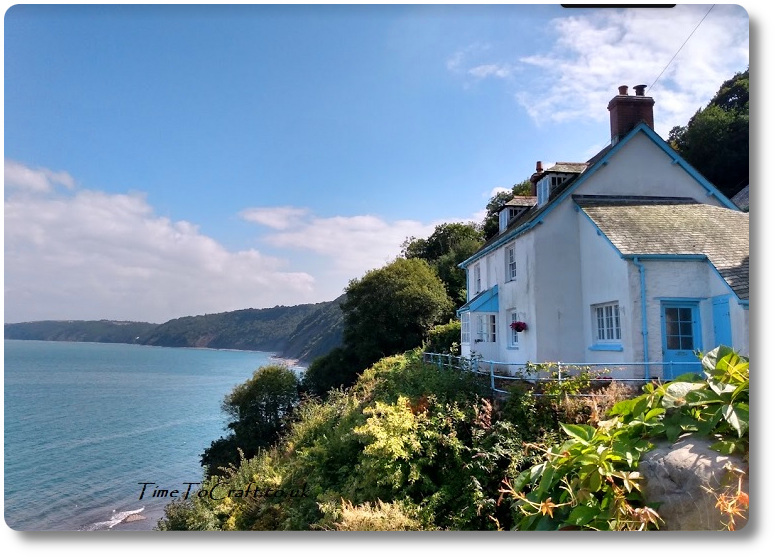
[401,222,484,311]
[481,179,532,240]
[201,364,299,476]
[668,68,749,200]
[341,258,453,369]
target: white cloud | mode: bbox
[239,206,311,230]
[4,159,75,193]
[4,161,316,323]
[242,208,439,275]
[514,4,749,133]
[468,63,515,80]
[449,5,748,135]
[487,186,512,198]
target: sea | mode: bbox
[3,339,302,532]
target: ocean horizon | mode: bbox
[4,339,300,531]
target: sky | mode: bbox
[3,2,753,324]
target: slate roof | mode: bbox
[504,196,538,207]
[575,195,749,300]
[546,162,588,174]
[731,185,749,211]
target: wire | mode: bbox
[648,4,715,93]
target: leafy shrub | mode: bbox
[424,320,461,355]
[499,346,749,531]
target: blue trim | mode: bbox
[576,205,627,259]
[660,300,703,378]
[624,254,746,305]
[459,122,739,270]
[655,297,706,302]
[740,300,749,308]
[456,284,499,316]
[588,343,624,352]
[625,254,707,261]
[633,257,650,380]
[634,123,739,210]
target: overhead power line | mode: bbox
[648,4,715,93]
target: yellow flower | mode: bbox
[539,498,556,518]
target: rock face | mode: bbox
[638,435,749,530]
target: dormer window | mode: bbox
[537,173,572,206]
[498,206,527,232]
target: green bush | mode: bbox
[500,346,749,531]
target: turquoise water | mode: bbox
[3,340,294,531]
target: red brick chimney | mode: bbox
[529,161,543,196]
[607,84,654,144]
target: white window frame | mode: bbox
[461,313,470,344]
[473,263,482,294]
[505,244,517,282]
[508,311,519,349]
[537,180,549,206]
[593,302,621,343]
[475,314,497,343]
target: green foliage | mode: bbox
[668,68,749,199]
[4,320,157,344]
[300,346,362,398]
[159,352,506,531]
[500,346,749,531]
[341,258,453,370]
[402,222,484,311]
[201,364,300,476]
[481,179,533,240]
[6,301,346,364]
[316,499,428,531]
[424,320,461,355]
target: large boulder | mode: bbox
[638,435,748,530]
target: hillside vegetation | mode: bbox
[4,296,345,364]
[4,320,158,344]
[159,346,748,531]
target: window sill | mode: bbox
[507,346,519,350]
[588,343,623,352]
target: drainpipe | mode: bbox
[633,257,650,380]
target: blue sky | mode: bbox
[4,3,752,323]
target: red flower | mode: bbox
[510,321,528,332]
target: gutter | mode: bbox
[633,257,650,380]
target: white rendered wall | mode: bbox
[583,132,728,206]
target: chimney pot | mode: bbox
[536,161,543,173]
[607,83,655,144]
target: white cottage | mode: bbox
[457,85,749,380]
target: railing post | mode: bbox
[490,361,495,394]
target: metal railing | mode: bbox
[421,352,695,395]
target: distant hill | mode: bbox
[4,297,345,365]
[3,320,158,344]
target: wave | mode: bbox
[80,507,145,531]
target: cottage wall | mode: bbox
[582,133,728,206]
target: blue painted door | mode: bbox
[661,303,702,379]
[712,296,732,348]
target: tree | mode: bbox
[201,364,299,475]
[300,346,361,398]
[481,179,532,240]
[341,258,453,370]
[401,222,484,311]
[668,68,748,199]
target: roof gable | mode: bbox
[459,122,740,269]
[576,196,749,301]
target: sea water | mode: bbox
[3,340,298,531]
